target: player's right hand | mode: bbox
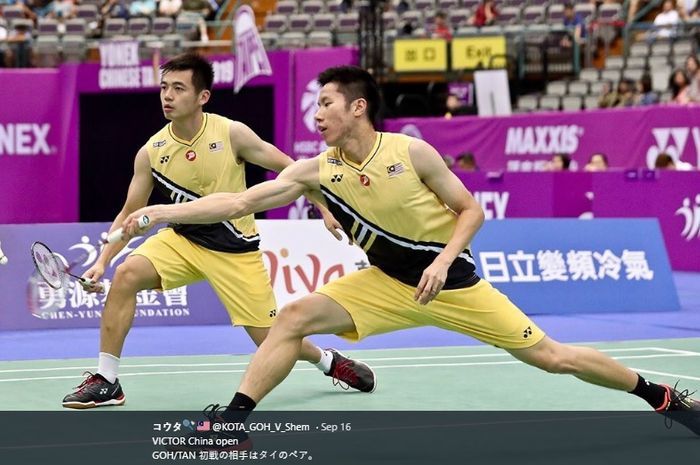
[81,263,106,293]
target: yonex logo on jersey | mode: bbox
[360,175,371,187]
[153,140,166,148]
[209,141,223,152]
[331,174,343,183]
[185,150,197,161]
[387,162,405,177]
[523,326,532,339]
[269,309,277,317]
[159,155,170,164]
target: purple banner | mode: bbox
[290,47,358,159]
[385,106,700,172]
[593,171,700,272]
[0,70,79,224]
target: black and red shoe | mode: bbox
[656,382,700,436]
[169,404,252,452]
[325,349,377,393]
[62,371,125,409]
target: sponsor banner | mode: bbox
[451,36,507,69]
[0,220,367,330]
[291,47,358,159]
[593,171,700,272]
[384,106,700,172]
[472,219,679,313]
[393,38,448,72]
[0,70,79,224]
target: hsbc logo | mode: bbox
[646,128,700,168]
[0,123,53,156]
[300,79,321,133]
[505,125,583,155]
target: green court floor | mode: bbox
[1,338,698,411]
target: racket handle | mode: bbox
[106,215,150,244]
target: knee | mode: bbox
[111,261,147,293]
[276,301,315,338]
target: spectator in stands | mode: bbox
[655,153,677,169]
[678,0,698,19]
[100,0,129,20]
[584,153,609,172]
[649,0,680,41]
[181,0,214,41]
[396,0,410,16]
[13,0,37,21]
[684,55,700,79]
[5,20,32,67]
[0,19,9,68]
[599,80,635,108]
[444,93,469,117]
[545,153,571,171]
[456,152,479,171]
[431,11,452,41]
[560,3,585,49]
[669,68,691,104]
[597,81,619,108]
[635,74,659,106]
[468,0,498,27]
[340,0,353,14]
[158,0,183,18]
[129,0,156,17]
[31,0,55,18]
[442,155,455,169]
[50,0,77,20]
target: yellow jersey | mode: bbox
[146,113,259,253]
[318,132,478,289]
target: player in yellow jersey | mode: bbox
[121,66,699,435]
[61,55,376,409]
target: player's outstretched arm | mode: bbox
[122,158,321,236]
[409,139,485,304]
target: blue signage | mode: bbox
[471,219,680,314]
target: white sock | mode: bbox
[314,349,334,374]
[97,352,120,384]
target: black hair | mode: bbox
[555,153,571,169]
[160,52,214,93]
[318,66,381,124]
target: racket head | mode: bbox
[30,241,67,290]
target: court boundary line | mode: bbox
[1,347,698,383]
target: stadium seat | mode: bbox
[264,14,289,34]
[546,80,568,96]
[259,31,279,50]
[37,18,60,36]
[629,42,649,57]
[288,14,312,33]
[583,94,599,109]
[449,9,471,30]
[278,31,306,49]
[62,35,87,62]
[568,80,589,95]
[300,0,324,15]
[152,17,175,36]
[307,30,334,48]
[538,95,560,111]
[517,94,539,111]
[522,5,545,24]
[605,56,624,70]
[103,18,127,38]
[625,56,646,69]
[276,0,298,15]
[579,67,600,82]
[35,35,61,68]
[312,13,335,30]
[128,18,151,36]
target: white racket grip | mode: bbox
[106,215,150,244]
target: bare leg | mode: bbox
[244,326,323,364]
[507,336,638,391]
[239,294,356,402]
[100,255,161,356]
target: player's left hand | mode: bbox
[321,209,353,245]
[123,207,158,238]
[414,260,449,305]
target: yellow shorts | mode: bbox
[316,266,545,349]
[131,228,276,327]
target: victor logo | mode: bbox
[0,123,52,155]
[676,194,700,241]
[505,125,583,155]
